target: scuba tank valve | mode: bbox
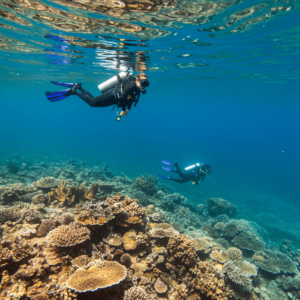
[185,163,202,172]
[98,71,128,93]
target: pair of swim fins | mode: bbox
[158,160,177,180]
[45,81,76,102]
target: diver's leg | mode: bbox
[72,89,116,107]
[170,177,190,184]
[78,86,94,98]
[174,164,185,178]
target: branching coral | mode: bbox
[48,181,75,206]
[46,222,90,247]
[149,228,179,238]
[253,249,297,274]
[0,207,21,225]
[134,174,158,195]
[123,286,149,300]
[14,256,49,279]
[206,198,238,218]
[38,218,60,236]
[190,261,232,300]
[167,234,197,267]
[223,260,257,286]
[66,261,126,292]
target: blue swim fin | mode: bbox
[162,160,177,166]
[51,81,74,88]
[162,166,173,172]
[45,88,72,102]
[158,174,171,180]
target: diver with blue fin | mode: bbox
[45,72,149,121]
[158,161,211,185]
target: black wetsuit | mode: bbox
[73,81,141,111]
[171,164,205,185]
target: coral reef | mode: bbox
[253,249,297,274]
[0,158,298,300]
[190,261,233,300]
[66,261,126,292]
[46,222,91,247]
[206,198,238,218]
[134,174,158,195]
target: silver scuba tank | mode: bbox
[98,71,128,93]
[185,163,202,172]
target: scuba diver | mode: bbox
[45,72,150,121]
[158,161,211,185]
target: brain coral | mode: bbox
[253,249,297,274]
[167,235,197,266]
[46,222,90,247]
[206,198,238,218]
[66,261,126,292]
[223,260,257,286]
[124,286,149,300]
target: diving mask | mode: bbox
[140,79,150,88]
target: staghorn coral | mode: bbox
[123,286,149,300]
[149,228,179,238]
[223,259,257,286]
[0,207,21,225]
[48,181,75,206]
[66,261,126,292]
[167,234,197,267]
[191,261,232,300]
[253,249,297,274]
[206,198,238,218]
[134,174,158,195]
[46,222,90,247]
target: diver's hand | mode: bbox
[121,109,129,117]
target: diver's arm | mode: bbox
[120,109,129,117]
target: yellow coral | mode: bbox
[66,261,126,292]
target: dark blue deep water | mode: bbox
[1,0,300,245]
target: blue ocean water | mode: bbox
[1,0,300,245]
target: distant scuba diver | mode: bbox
[158,161,211,185]
[45,72,150,121]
